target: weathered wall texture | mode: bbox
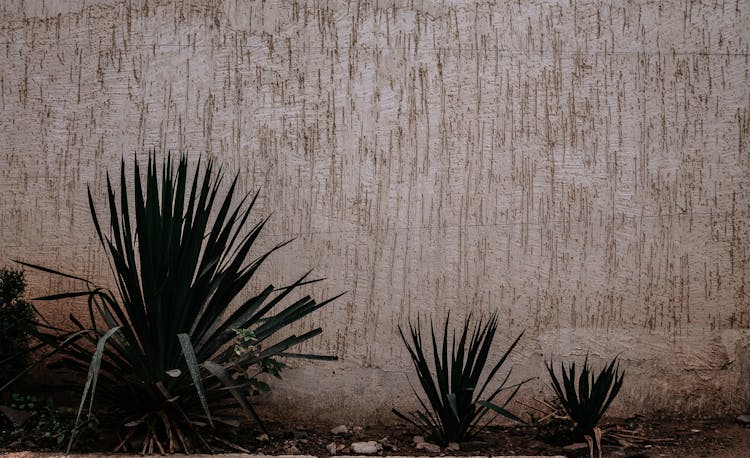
[2,0,750,421]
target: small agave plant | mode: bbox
[11,153,342,453]
[546,354,625,458]
[394,312,527,445]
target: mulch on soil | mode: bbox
[3,414,749,457]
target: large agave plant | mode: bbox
[14,154,342,453]
[546,355,624,458]
[393,313,526,445]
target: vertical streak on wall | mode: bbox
[1,0,750,417]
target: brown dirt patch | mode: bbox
[3,414,750,456]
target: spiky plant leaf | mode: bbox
[177,333,212,426]
[67,326,121,454]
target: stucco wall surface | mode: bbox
[2,0,750,422]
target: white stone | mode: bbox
[415,442,442,453]
[350,441,383,455]
[331,425,349,435]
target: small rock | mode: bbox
[413,435,426,445]
[459,440,487,452]
[257,433,270,442]
[351,441,383,455]
[416,442,442,453]
[737,414,750,425]
[286,445,301,454]
[352,426,364,435]
[446,442,459,451]
[331,425,349,435]
[326,442,339,455]
[562,442,589,454]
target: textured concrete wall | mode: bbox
[2,0,750,422]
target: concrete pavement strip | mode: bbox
[1,454,565,458]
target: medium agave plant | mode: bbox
[14,154,342,453]
[546,355,624,458]
[393,312,526,445]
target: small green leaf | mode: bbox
[478,400,524,423]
